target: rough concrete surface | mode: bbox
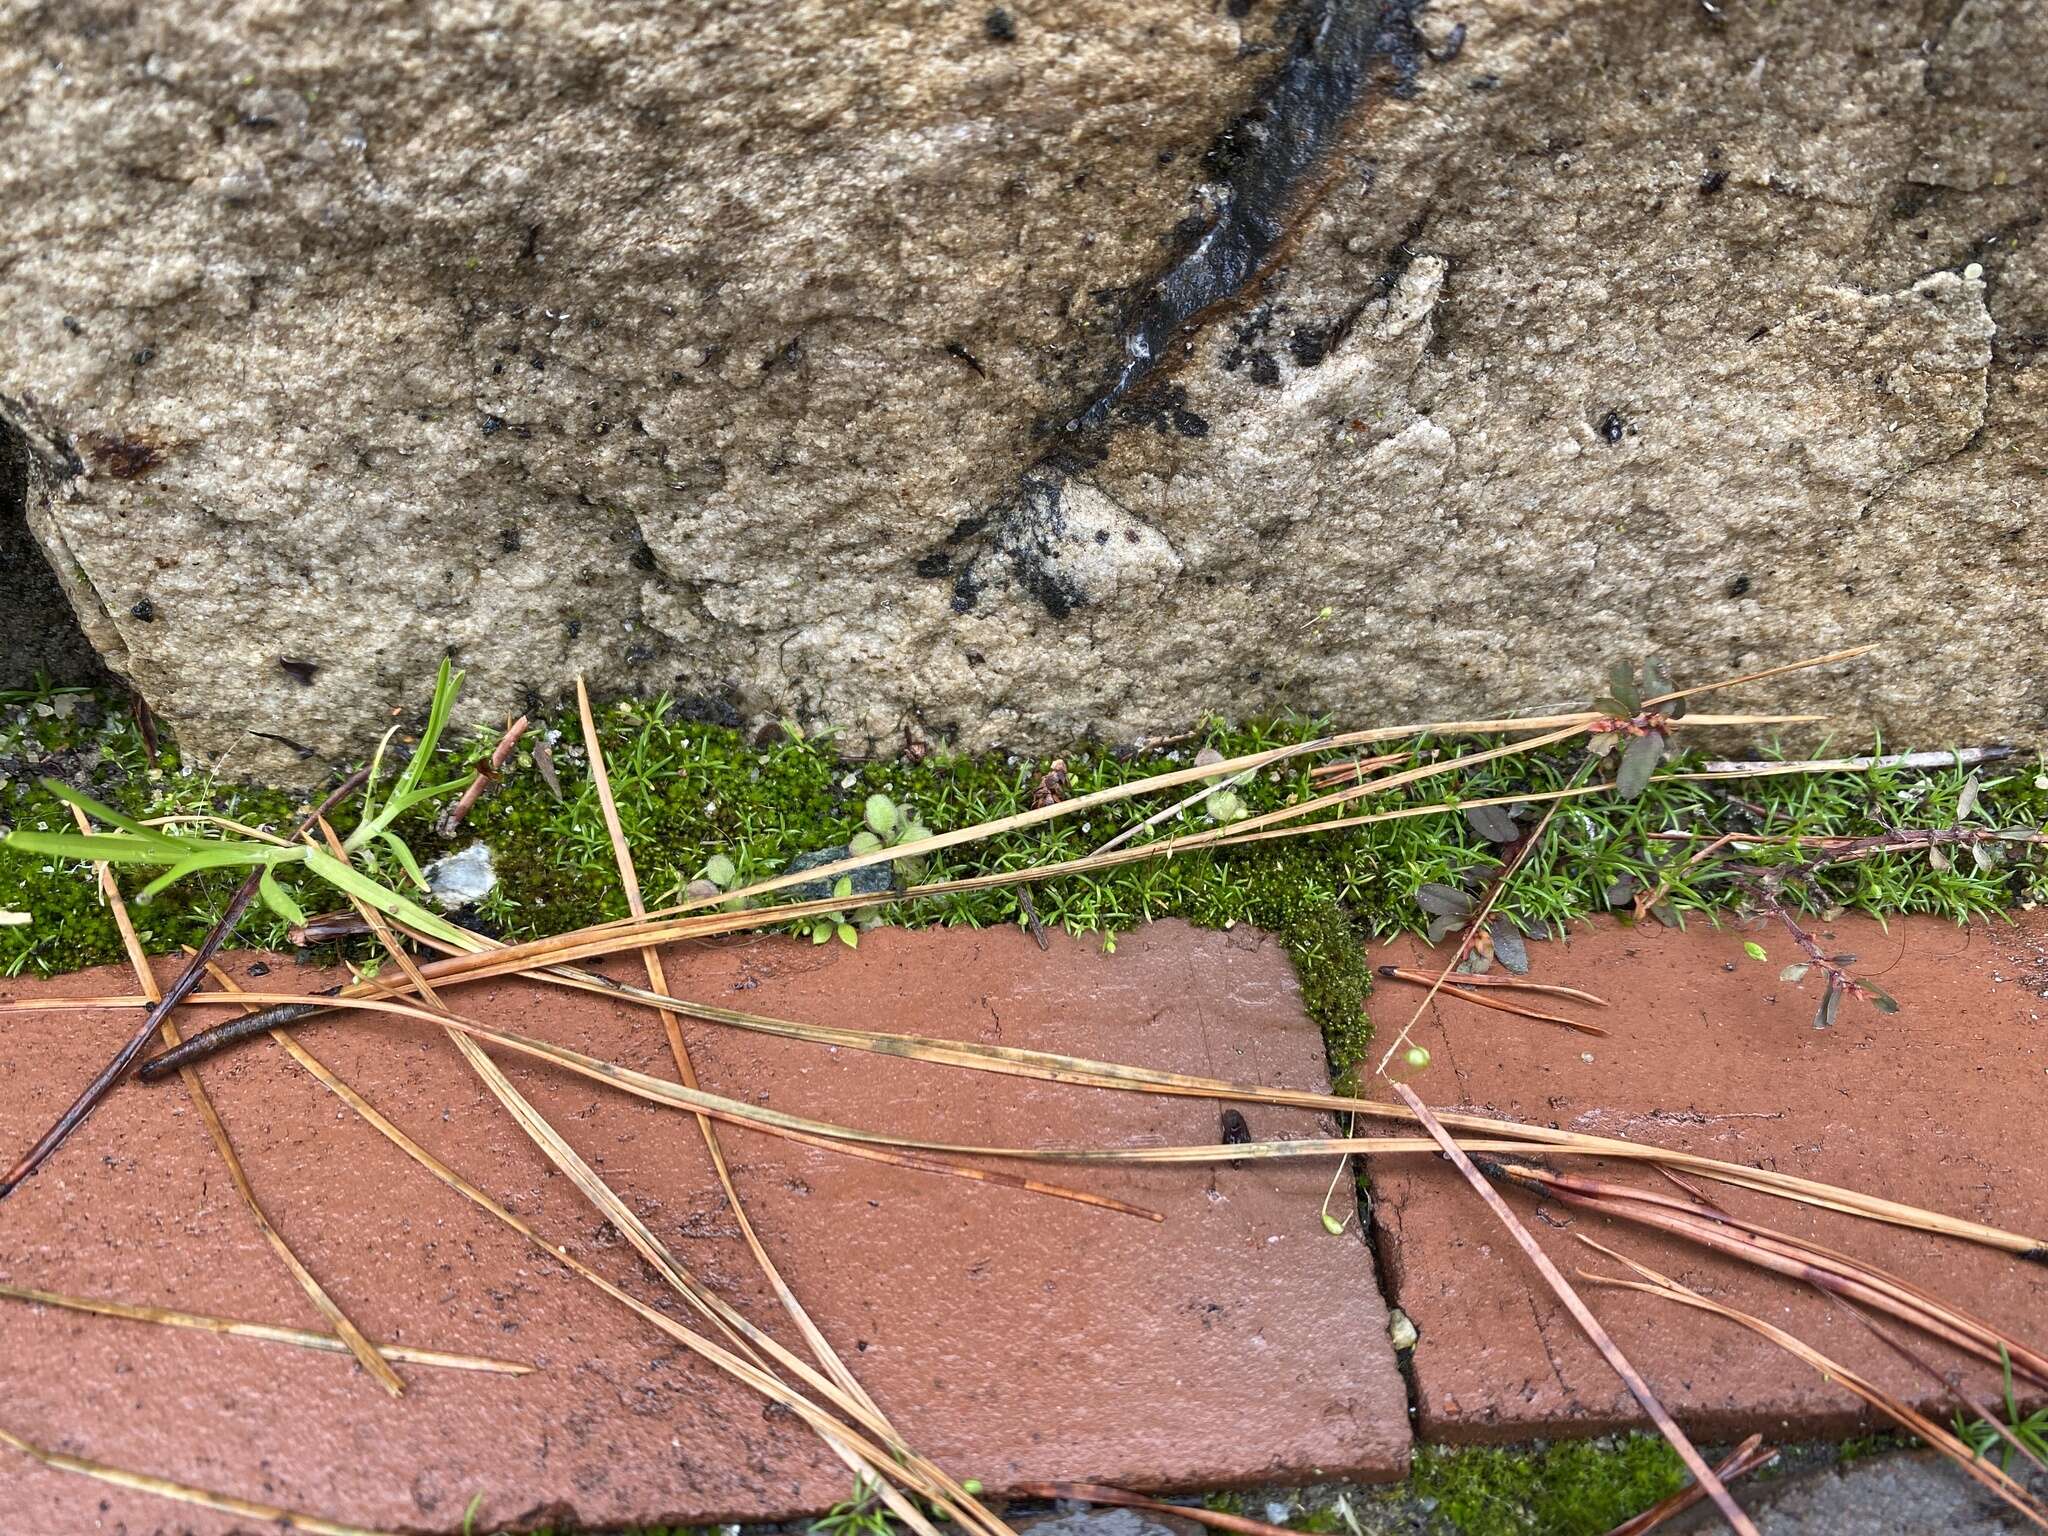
[0,0,2042,776]
[1668,1452,2048,1534]
[0,921,1409,1534]
[1367,912,2048,1443]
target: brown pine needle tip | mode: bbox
[0,1422,396,1536]
[1012,1482,1298,1536]
[0,1282,532,1375]
[1601,1435,1777,1536]
[1377,965,1611,1007]
[1392,1083,1760,1536]
[1380,970,1609,1036]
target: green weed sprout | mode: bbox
[847,791,931,878]
[3,660,471,930]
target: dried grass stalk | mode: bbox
[0,1281,530,1374]
[69,805,405,1396]
[0,1422,395,1536]
[1581,1239,2048,1531]
[1391,1084,1760,1536]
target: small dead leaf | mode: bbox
[531,739,563,801]
[1779,962,1810,984]
[1464,803,1521,843]
[1956,773,1982,821]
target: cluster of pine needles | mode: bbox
[0,645,2045,1536]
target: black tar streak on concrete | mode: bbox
[1066,0,1431,432]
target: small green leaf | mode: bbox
[863,793,898,838]
[837,922,859,948]
[1404,1046,1431,1069]
[462,1493,486,1536]
[259,866,309,927]
[1615,729,1665,799]
[702,853,737,888]
[1814,985,1843,1030]
[1743,940,1768,962]
[1206,788,1246,823]
[380,831,429,892]
[811,922,831,944]
[1642,656,1673,700]
[1320,1212,1344,1235]
[301,846,472,947]
[832,875,853,899]
[38,780,183,847]
[846,830,883,855]
[1416,882,1475,918]
[1860,981,1900,1014]
[1606,661,1641,713]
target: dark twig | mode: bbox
[0,766,368,1199]
[436,715,528,838]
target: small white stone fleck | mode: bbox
[424,843,496,908]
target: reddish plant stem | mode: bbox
[436,715,529,837]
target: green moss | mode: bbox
[1409,1436,1687,1536]
[6,685,2046,1100]
[1834,1430,1912,1466]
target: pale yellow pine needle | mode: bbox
[0,1422,396,1536]
[310,829,991,1536]
[574,677,890,1422]
[0,1281,530,1374]
[197,960,983,1536]
[66,804,405,1396]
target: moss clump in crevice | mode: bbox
[1407,1436,1687,1536]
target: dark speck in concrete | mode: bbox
[1599,410,1626,444]
[984,8,1015,42]
[279,658,319,686]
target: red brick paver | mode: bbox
[0,921,1409,1534]
[1367,912,2048,1443]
